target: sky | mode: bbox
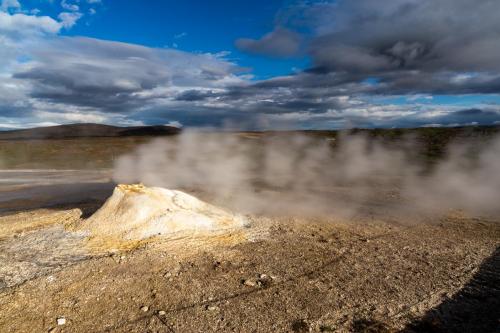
[1,0,500,130]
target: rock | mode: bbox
[242,279,256,287]
[158,310,166,316]
[206,305,218,311]
[140,306,149,312]
[79,184,247,242]
[56,317,66,325]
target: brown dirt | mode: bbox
[0,205,498,332]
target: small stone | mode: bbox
[56,317,66,325]
[259,273,268,279]
[158,310,166,316]
[206,305,218,311]
[243,279,256,287]
[140,306,149,312]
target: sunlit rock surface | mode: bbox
[80,184,247,240]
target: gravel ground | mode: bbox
[0,166,498,333]
[1,130,499,332]
[0,206,498,333]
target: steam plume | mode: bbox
[113,131,500,218]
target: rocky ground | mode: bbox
[0,158,499,333]
[0,186,499,332]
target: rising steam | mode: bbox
[113,131,500,218]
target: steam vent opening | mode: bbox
[79,184,247,242]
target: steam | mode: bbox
[406,137,500,215]
[113,131,500,218]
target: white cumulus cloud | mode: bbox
[58,11,82,28]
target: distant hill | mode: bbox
[0,123,181,140]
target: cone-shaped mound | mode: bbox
[80,184,247,241]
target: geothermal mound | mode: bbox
[80,184,246,241]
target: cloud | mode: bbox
[174,32,187,39]
[14,36,243,102]
[236,27,301,58]
[199,0,500,129]
[0,2,254,129]
[174,89,217,101]
[58,11,82,28]
[0,0,20,12]
[0,1,84,39]
[8,36,248,126]
[61,0,79,12]
[2,0,500,130]
[233,0,500,96]
[436,108,500,126]
[0,11,62,36]
[304,0,500,91]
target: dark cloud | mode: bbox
[297,0,500,95]
[5,1,500,130]
[0,103,34,118]
[174,89,217,101]
[235,27,302,58]
[12,36,242,112]
[370,72,500,95]
[366,108,500,129]
[223,0,500,119]
[441,109,500,125]
[309,0,500,73]
[129,106,268,130]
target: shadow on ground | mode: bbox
[402,246,500,333]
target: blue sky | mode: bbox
[24,0,311,79]
[1,0,500,130]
